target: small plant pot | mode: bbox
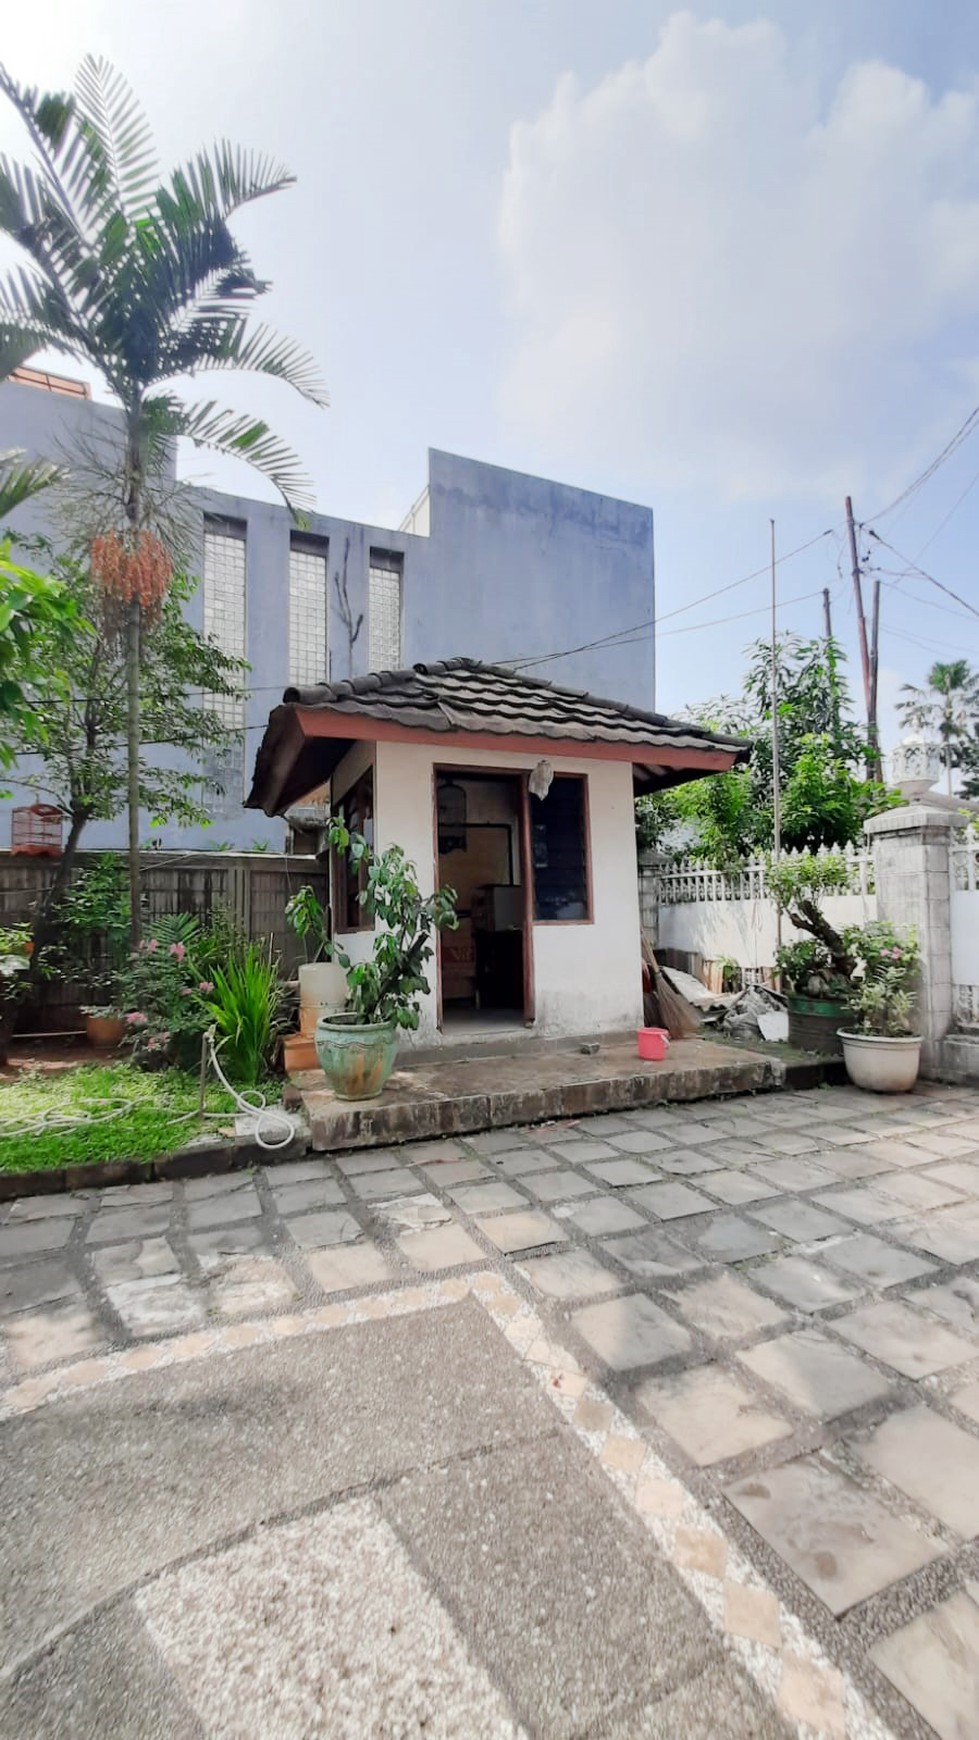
[839,1031,922,1094]
[786,994,849,1057]
[85,1014,127,1051]
[298,962,348,1037]
[315,1015,399,1100]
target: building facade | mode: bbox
[0,374,655,851]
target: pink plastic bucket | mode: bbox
[637,1026,670,1062]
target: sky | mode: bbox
[3,0,979,750]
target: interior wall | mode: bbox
[339,739,643,1044]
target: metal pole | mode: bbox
[771,519,782,966]
[869,577,882,782]
[822,587,833,642]
[845,495,875,777]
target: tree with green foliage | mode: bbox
[9,542,246,956]
[897,660,979,797]
[0,449,77,773]
[637,634,897,867]
[0,56,327,937]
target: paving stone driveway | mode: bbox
[4,1079,979,1738]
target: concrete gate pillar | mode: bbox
[865,806,955,1077]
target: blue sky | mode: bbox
[3,1,979,745]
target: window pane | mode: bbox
[203,518,246,729]
[531,778,588,920]
[368,550,402,669]
[336,770,374,929]
[289,538,328,686]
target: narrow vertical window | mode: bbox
[368,548,403,670]
[203,515,246,729]
[530,776,591,921]
[289,534,328,687]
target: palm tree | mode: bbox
[0,57,327,939]
[897,659,979,796]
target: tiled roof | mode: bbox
[283,658,748,757]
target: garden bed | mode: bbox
[0,1061,234,1175]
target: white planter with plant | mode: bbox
[285,886,348,1034]
[838,922,922,1093]
[310,817,458,1100]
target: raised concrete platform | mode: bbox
[292,1036,782,1152]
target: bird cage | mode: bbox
[11,804,63,857]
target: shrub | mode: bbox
[325,820,458,1029]
[202,942,285,1086]
[843,921,919,1037]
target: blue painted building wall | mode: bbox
[0,379,654,850]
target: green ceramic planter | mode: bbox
[314,1015,399,1100]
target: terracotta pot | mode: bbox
[85,1013,127,1051]
[839,1031,922,1094]
[314,1016,398,1100]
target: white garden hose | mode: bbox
[203,1028,296,1153]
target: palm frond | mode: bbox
[0,449,63,518]
[159,143,295,228]
[154,395,314,513]
[74,55,158,224]
[170,319,328,406]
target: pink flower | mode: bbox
[169,941,186,963]
[147,938,159,953]
[198,980,214,994]
[126,1011,148,1026]
[180,987,193,997]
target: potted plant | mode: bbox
[0,925,33,1065]
[314,817,458,1099]
[285,884,348,1036]
[839,922,922,1093]
[768,855,857,1055]
[80,1002,127,1050]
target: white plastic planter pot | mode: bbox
[298,962,348,1037]
[839,1031,922,1094]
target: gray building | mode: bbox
[0,372,655,850]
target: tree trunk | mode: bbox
[126,594,142,945]
[29,807,90,974]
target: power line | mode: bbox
[867,531,979,624]
[868,405,979,523]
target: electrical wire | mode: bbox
[867,532,979,624]
[868,405,979,523]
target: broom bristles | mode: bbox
[640,927,701,1041]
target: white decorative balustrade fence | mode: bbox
[641,844,876,982]
[950,826,979,1028]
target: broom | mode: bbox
[641,926,701,1040]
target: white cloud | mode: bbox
[497,12,979,503]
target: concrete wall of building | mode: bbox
[329,739,643,1046]
[0,381,655,855]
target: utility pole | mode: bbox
[869,577,882,782]
[771,519,782,964]
[822,587,833,642]
[845,496,880,779]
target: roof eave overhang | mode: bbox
[247,702,746,817]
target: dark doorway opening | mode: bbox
[435,770,527,1030]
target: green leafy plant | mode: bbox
[774,937,849,998]
[202,942,285,1086]
[325,818,458,1030]
[843,921,919,1037]
[285,885,331,963]
[0,922,33,1025]
[767,853,856,982]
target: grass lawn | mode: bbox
[0,1062,236,1173]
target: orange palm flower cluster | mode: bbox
[91,530,172,618]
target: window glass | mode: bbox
[531,777,589,921]
[336,769,374,929]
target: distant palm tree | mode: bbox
[0,57,327,937]
[896,659,979,796]
[0,449,62,519]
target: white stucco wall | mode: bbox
[331,738,642,1045]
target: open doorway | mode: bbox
[435,770,527,1031]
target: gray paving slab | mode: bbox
[822,1232,936,1289]
[700,1169,776,1206]
[654,1150,723,1176]
[871,1590,979,1740]
[555,1196,647,1237]
[749,1255,864,1313]
[683,1213,780,1264]
[725,1455,940,1615]
[636,1364,792,1465]
[4,1193,88,1221]
[893,1212,979,1265]
[910,1276,979,1335]
[334,1149,405,1175]
[663,1270,786,1342]
[418,1158,490,1186]
[304,1242,397,1292]
[0,1217,75,1258]
[395,1224,483,1272]
[518,1248,623,1300]
[605,1128,673,1155]
[834,1300,978,1378]
[449,1180,526,1213]
[600,1227,704,1279]
[185,1189,263,1232]
[748,1199,851,1243]
[202,1254,297,1317]
[490,1149,562,1177]
[187,1222,272,1259]
[572,1292,693,1370]
[750,1158,839,1193]
[546,1138,619,1163]
[585,1157,660,1188]
[520,1168,597,1204]
[813,1185,909,1225]
[739,1330,892,1418]
[876,1170,967,1213]
[478,1209,567,1254]
[93,1237,179,1286]
[3,1301,103,1373]
[106,1275,205,1338]
[0,1258,82,1314]
[285,1209,362,1250]
[627,1182,714,1220]
[267,1176,346,1214]
[854,1405,979,1537]
[347,1167,425,1201]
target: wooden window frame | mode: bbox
[529,772,593,926]
[333,768,375,933]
